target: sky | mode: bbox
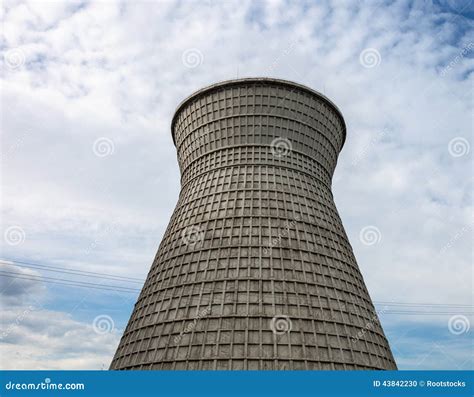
[0,0,473,370]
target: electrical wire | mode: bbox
[1,258,472,312]
[0,258,144,282]
[0,271,141,293]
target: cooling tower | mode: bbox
[110,78,397,370]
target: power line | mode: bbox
[380,311,474,315]
[0,271,141,293]
[2,272,471,315]
[375,301,473,308]
[0,273,139,293]
[0,258,144,283]
[1,259,472,310]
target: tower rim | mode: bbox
[170,77,347,149]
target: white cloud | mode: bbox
[0,308,119,370]
[0,0,472,369]
[0,263,46,307]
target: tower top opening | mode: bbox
[170,77,346,148]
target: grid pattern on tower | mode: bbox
[173,84,345,176]
[110,79,397,370]
[180,146,333,189]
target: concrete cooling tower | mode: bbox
[110,78,397,370]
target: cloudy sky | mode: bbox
[1,0,472,370]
